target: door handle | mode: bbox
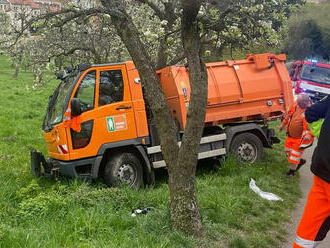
[116,105,132,110]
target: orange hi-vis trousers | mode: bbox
[293,176,330,248]
[285,136,304,170]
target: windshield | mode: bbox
[43,75,76,131]
[301,64,330,85]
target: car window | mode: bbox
[75,71,96,113]
[98,70,124,107]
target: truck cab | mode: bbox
[289,60,330,101]
[38,62,151,187]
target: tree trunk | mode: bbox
[13,53,22,78]
[102,0,206,235]
[156,35,169,70]
[10,56,15,68]
[104,6,180,167]
[168,0,206,235]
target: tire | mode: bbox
[103,152,144,188]
[230,133,263,164]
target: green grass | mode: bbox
[0,55,300,248]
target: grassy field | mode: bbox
[0,55,300,248]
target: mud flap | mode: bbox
[30,150,52,177]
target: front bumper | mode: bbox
[30,150,101,179]
[299,82,329,102]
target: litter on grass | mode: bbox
[249,178,283,201]
[131,207,152,217]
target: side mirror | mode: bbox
[71,98,82,117]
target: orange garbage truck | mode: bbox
[31,53,294,187]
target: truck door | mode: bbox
[67,65,137,160]
[66,69,97,160]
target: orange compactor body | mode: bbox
[157,53,293,130]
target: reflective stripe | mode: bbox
[61,144,68,153]
[291,150,302,156]
[57,146,63,154]
[289,163,298,170]
[289,156,300,162]
[63,108,71,121]
[288,159,299,165]
[290,154,302,159]
[295,236,321,247]
[299,144,311,149]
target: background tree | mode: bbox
[0,11,12,53]
[284,1,330,60]
[97,0,304,235]
[20,14,129,86]
[3,0,305,83]
[8,3,37,78]
[284,18,323,59]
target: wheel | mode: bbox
[230,133,263,163]
[103,152,144,188]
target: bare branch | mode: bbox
[168,54,185,66]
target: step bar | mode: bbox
[147,134,227,169]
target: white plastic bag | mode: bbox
[249,178,283,201]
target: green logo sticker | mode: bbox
[107,117,115,132]
[106,115,127,132]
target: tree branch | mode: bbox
[135,0,166,20]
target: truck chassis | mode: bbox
[31,122,278,187]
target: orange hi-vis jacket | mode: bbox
[281,103,313,166]
[293,97,330,248]
[63,108,82,133]
[282,103,308,139]
[293,176,330,248]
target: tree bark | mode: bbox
[168,0,206,235]
[13,53,22,78]
[156,35,169,70]
[101,0,206,235]
[101,2,180,169]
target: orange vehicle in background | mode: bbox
[31,53,293,187]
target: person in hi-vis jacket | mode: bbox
[293,96,330,248]
[280,94,313,177]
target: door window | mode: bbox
[71,120,94,149]
[75,70,96,113]
[98,70,124,107]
